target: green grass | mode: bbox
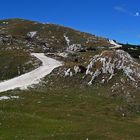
[0,50,139,139]
[0,18,140,140]
[0,50,39,81]
[0,80,140,140]
[0,18,111,53]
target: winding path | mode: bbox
[0,53,62,93]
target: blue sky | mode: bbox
[0,0,140,44]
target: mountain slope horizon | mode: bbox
[0,18,126,45]
[0,17,140,140]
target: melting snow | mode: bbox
[109,40,122,49]
[0,96,19,100]
[64,34,70,46]
[0,53,62,93]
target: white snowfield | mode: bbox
[109,40,122,49]
[0,53,62,93]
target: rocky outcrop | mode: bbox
[66,44,85,52]
[64,34,86,52]
[64,65,86,77]
[86,50,140,85]
[0,34,13,45]
[64,49,140,90]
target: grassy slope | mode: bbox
[0,18,140,139]
[0,18,111,52]
[0,50,40,81]
[0,72,140,140]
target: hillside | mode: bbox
[0,18,111,52]
[0,18,140,140]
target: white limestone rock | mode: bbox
[27,31,37,38]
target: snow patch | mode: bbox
[0,53,62,93]
[64,34,70,46]
[109,40,122,49]
[0,96,19,101]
